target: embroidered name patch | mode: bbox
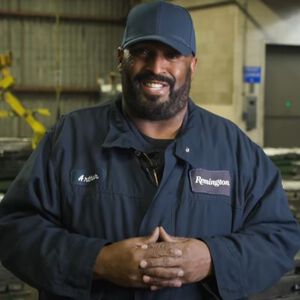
[71,169,102,186]
[189,168,231,196]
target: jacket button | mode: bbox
[185,147,190,153]
[134,150,142,157]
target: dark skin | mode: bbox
[140,227,212,290]
[93,227,212,289]
[119,41,197,139]
[93,41,212,290]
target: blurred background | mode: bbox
[0,0,299,299]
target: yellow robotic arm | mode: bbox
[0,52,50,148]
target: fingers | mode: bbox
[143,275,182,288]
[135,227,160,248]
[143,242,182,259]
[144,227,160,244]
[159,227,187,242]
[142,267,184,279]
[159,226,174,242]
[140,256,180,268]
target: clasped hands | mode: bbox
[93,227,212,290]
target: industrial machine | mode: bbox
[0,52,50,149]
[264,148,300,223]
[0,53,41,299]
[250,148,300,300]
[0,261,38,300]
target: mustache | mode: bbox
[134,71,175,88]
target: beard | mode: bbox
[121,66,191,121]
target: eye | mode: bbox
[130,47,150,58]
[165,49,181,60]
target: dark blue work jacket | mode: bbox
[0,97,299,300]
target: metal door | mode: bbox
[264,45,300,147]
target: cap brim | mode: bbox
[122,35,194,56]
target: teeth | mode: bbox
[144,81,164,89]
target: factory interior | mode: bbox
[0,0,300,299]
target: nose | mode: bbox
[145,53,168,75]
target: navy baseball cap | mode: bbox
[121,1,196,56]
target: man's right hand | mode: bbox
[93,227,182,288]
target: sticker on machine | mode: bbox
[189,168,231,196]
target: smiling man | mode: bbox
[0,1,299,300]
[119,40,196,140]
[120,41,195,123]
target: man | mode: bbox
[0,1,299,299]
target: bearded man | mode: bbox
[0,2,299,300]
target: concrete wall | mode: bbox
[172,0,300,146]
[189,3,242,126]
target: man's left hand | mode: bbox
[139,227,212,290]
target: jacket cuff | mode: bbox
[59,238,109,299]
[203,236,247,300]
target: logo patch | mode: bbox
[189,168,231,196]
[71,169,102,186]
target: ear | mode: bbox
[117,47,124,72]
[190,56,198,79]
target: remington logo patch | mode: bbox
[71,169,101,186]
[189,168,231,196]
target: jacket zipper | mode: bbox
[136,152,219,298]
[141,152,159,187]
[201,282,221,300]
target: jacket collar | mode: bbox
[102,96,204,167]
[174,100,204,168]
[101,96,147,151]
